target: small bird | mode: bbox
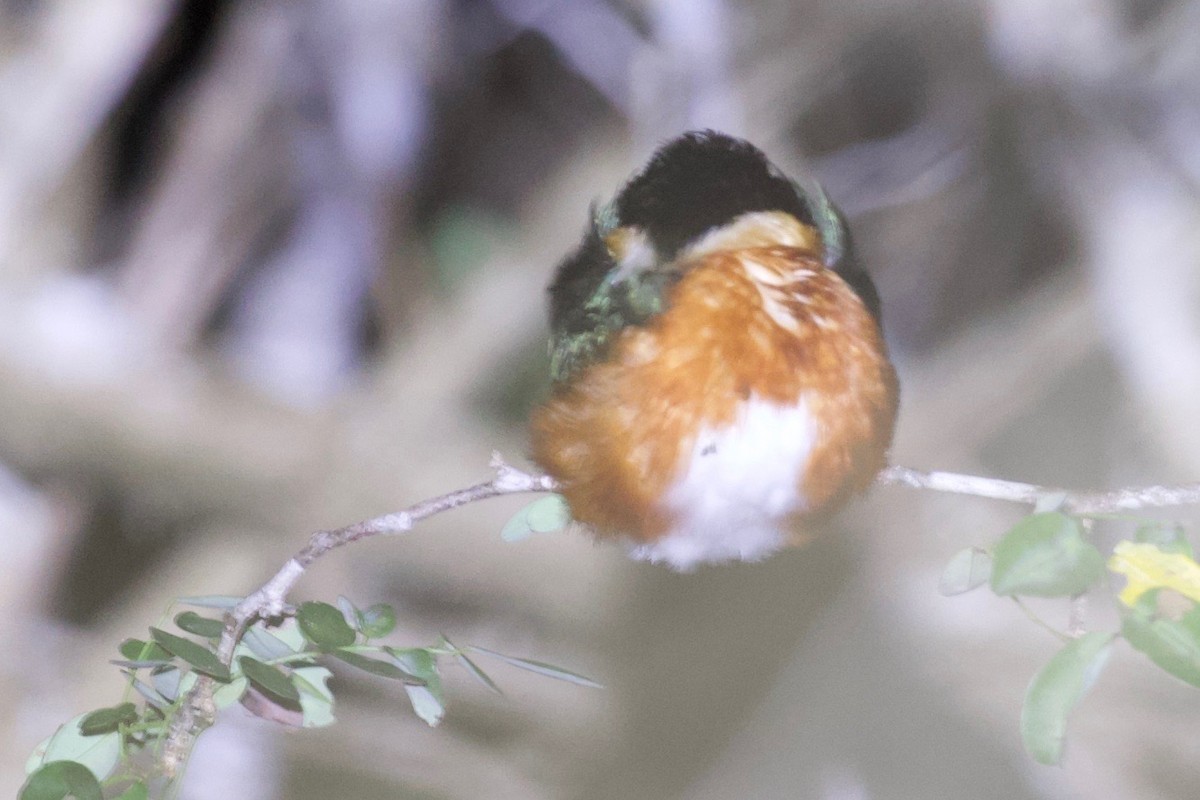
[531,131,899,570]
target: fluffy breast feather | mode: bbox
[531,246,898,569]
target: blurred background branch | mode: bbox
[2,1,1199,799]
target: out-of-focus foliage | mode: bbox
[4,1,1200,799]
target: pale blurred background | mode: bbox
[3,1,1200,798]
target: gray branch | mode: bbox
[158,452,558,783]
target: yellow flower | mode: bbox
[1108,541,1200,607]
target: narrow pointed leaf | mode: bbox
[457,652,504,695]
[240,656,301,702]
[128,678,169,709]
[297,602,357,649]
[331,648,424,684]
[117,639,171,663]
[1021,632,1114,765]
[242,626,298,661]
[151,666,181,702]
[149,628,230,681]
[174,611,225,638]
[990,513,1104,597]
[79,704,137,736]
[469,646,603,688]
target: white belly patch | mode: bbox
[627,394,817,570]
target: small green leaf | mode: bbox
[151,666,181,702]
[1021,632,1114,765]
[331,649,424,683]
[213,676,249,710]
[359,604,397,639]
[297,602,357,649]
[386,647,437,681]
[291,666,336,728]
[501,495,571,542]
[268,620,308,651]
[149,628,230,681]
[1135,523,1194,559]
[78,704,137,736]
[336,595,359,625]
[174,611,225,638]
[240,657,301,702]
[990,513,1104,597]
[242,626,299,661]
[177,595,242,609]
[939,547,992,596]
[442,634,504,694]
[117,639,171,663]
[1122,590,1200,687]
[34,715,120,782]
[128,678,169,709]
[404,685,445,727]
[457,652,503,695]
[20,761,103,800]
[114,782,149,800]
[469,646,603,688]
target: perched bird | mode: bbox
[531,131,899,570]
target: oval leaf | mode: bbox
[1122,591,1200,687]
[239,656,301,702]
[297,602,357,649]
[79,703,137,736]
[1021,632,1114,765]
[386,647,438,682]
[213,676,249,710]
[242,626,298,661]
[359,604,397,639]
[332,649,424,684]
[174,611,225,639]
[37,715,120,781]
[20,761,103,800]
[501,495,571,542]
[990,513,1104,597]
[149,628,230,681]
[939,547,992,596]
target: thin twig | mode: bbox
[876,465,1200,514]
[158,453,559,784]
[157,457,1200,787]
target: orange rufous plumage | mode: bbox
[531,226,898,546]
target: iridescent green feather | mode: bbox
[546,202,674,384]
